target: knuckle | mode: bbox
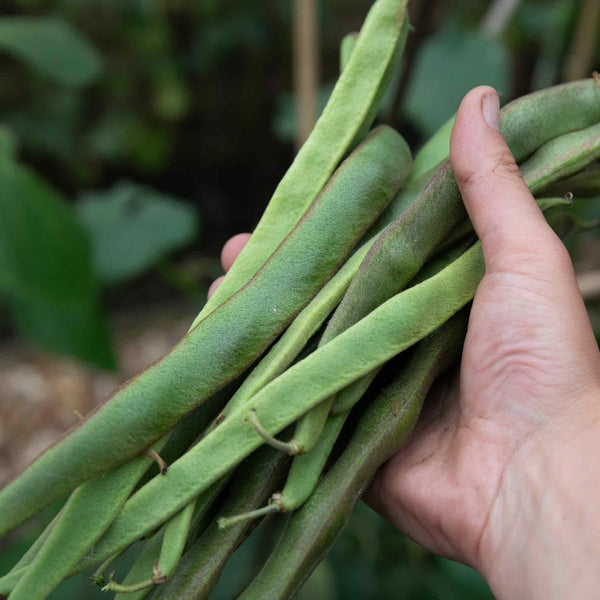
[455,145,522,188]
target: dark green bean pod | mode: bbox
[196,0,409,322]
[106,480,228,599]
[236,311,469,600]
[0,125,408,536]
[542,162,600,197]
[294,80,600,448]
[151,447,289,600]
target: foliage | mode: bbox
[76,181,198,287]
[0,17,102,87]
[0,151,114,368]
[404,22,510,136]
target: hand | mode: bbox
[207,233,252,300]
[210,87,600,599]
[367,87,600,599]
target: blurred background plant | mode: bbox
[0,0,599,597]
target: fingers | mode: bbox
[450,86,558,273]
[207,233,251,299]
[207,276,224,299]
[221,233,251,272]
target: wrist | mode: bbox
[478,389,600,599]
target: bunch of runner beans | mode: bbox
[2,0,600,598]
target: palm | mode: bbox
[368,249,598,568]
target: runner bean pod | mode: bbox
[68,242,486,570]
[237,312,469,600]
[194,0,409,323]
[0,125,407,535]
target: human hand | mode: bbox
[210,86,600,599]
[367,86,600,599]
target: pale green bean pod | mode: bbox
[151,447,289,600]
[194,0,409,323]
[67,242,486,573]
[0,125,407,536]
[237,312,469,600]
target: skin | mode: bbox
[214,87,600,599]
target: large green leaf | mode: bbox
[0,159,114,368]
[76,181,198,286]
[0,17,102,87]
[404,23,509,137]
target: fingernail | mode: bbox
[482,92,500,130]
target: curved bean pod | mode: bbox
[193,0,409,324]
[69,242,485,571]
[7,438,166,600]
[236,312,469,600]
[293,80,600,450]
[0,125,406,535]
[521,122,600,192]
[339,32,358,73]
[152,447,289,600]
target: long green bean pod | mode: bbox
[105,479,228,599]
[293,79,600,451]
[0,125,406,535]
[194,0,409,324]
[236,312,469,600]
[66,242,485,573]
[7,437,167,600]
[1,387,230,598]
[224,139,412,419]
[339,33,358,73]
[152,447,289,600]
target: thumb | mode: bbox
[450,86,559,274]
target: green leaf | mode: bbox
[0,17,102,87]
[404,23,509,137]
[0,159,114,368]
[0,124,17,160]
[76,181,198,286]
